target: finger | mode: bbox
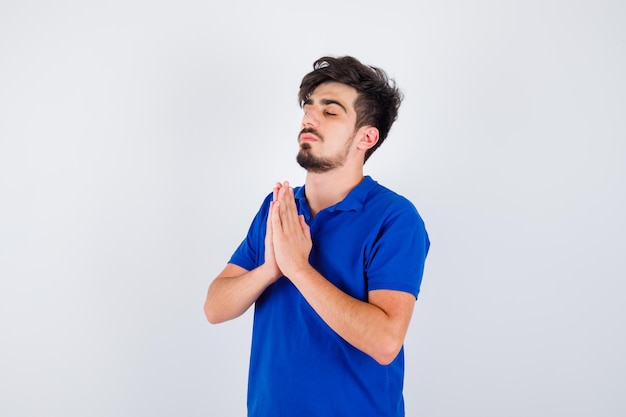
[271,200,283,234]
[277,187,299,233]
[276,181,289,202]
[275,183,290,210]
[299,215,311,240]
[272,182,282,201]
[277,182,297,212]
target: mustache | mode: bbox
[299,127,323,142]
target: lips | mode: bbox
[299,133,319,143]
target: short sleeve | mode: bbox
[228,193,273,272]
[365,201,430,299]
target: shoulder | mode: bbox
[365,180,422,220]
[245,191,275,227]
[362,180,429,246]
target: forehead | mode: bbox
[309,82,358,107]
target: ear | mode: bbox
[356,126,379,151]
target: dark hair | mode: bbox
[298,56,403,162]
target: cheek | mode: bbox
[335,122,357,138]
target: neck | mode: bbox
[304,165,364,217]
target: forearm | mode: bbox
[204,263,277,324]
[288,266,414,365]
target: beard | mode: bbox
[296,143,347,173]
[296,128,356,174]
[296,128,356,173]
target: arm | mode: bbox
[287,267,415,365]
[204,263,277,324]
[270,182,416,365]
[204,184,284,324]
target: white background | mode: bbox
[1,1,625,416]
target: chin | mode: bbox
[297,151,340,173]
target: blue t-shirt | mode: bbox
[229,176,430,417]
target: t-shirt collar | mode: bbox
[294,176,376,213]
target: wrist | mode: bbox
[282,261,313,284]
[258,263,282,283]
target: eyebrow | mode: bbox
[321,99,348,114]
[304,98,348,114]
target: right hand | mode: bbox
[262,182,283,280]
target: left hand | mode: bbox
[270,181,312,278]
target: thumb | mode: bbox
[299,215,310,239]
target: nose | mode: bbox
[301,108,319,129]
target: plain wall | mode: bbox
[1,1,625,416]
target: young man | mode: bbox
[204,56,430,417]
